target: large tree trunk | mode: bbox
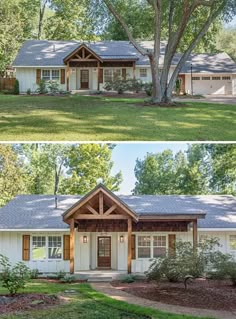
[149,55,162,103]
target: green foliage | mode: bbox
[104,79,128,94]
[26,88,31,95]
[37,79,48,94]
[48,80,60,94]
[175,79,181,95]
[143,82,153,96]
[145,239,235,283]
[127,79,143,93]
[0,254,31,295]
[216,27,236,62]
[13,79,20,95]
[60,274,76,283]
[30,268,40,279]
[56,270,66,280]
[121,274,136,283]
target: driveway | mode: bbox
[175,95,236,105]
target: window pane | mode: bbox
[153,236,166,247]
[52,70,59,81]
[113,69,121,79]
[138,247,151,258]
[48,236,62,259]
[42,70,50,81]
[138,236,151,246]
[230,235,236,250]
[153,247,166,257]
[104,69,113,82]
[140,69,147,78]
[32,236,46,260]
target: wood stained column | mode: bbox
[193,220,198,254]
[127,218,132,273]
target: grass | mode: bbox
[0,94,235,141]
[0,280,211,319]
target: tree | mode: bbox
[60,144,122,194]
[0,145,26,207]
[216,27,236,61]
[99,0,236,103]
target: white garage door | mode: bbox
[193,76,232,95]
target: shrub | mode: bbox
[175,78,181,95]
[121,274,136,283]
[127,79,143,93]
[37,79,47,94]
[30,268,39,279]
[13,79,20,95]
[61,274,76,283]
[143,82,153,96]
[56,270,66,280]
[26,88,31,95]
[0,254,31,295]
[48,81,60,94]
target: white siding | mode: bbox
[232,74,236,95]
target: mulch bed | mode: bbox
[90,92,147,99]
[0,293,61,314]
[111,280,236,311]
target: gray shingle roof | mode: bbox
[0,195,235,230]
[12,40,236,73]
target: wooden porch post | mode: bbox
[66,62,70,91]
[70,219,75,274]
[133,62,136,80]
[193,220,198,254]
[127,218,132,273]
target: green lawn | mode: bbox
[0,280,211,319]
[0,94,235,141]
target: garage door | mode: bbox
[193,76,232,95]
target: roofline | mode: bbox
[198,228,236,231]
[63,43,103,63]
[0,229,69,232]
[13,65,64,68]
[139,213,206,220]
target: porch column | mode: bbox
[133,62,136,80]
[70,219,75,273]
[193,220,198,254]
[66,62,70,91]
[127,218,132,273]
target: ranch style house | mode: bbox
[0,184,236,274]
[13,40,236,95]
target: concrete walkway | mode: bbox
[91,282,236,319]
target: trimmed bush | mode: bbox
[37,79,48,94]
[121,274,137,283]
[13,79,20,95]
[143,82,153,96]
[48,81,60,94]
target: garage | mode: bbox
[191,75,232,95]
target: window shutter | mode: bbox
[61,69,65,84]
[63,235,70,260]
[168,234,176,256]
[98,69,103,84]
[22,235,30,261]
[36,69,41,84]
[131,234,136,259]
[122,68,126,80]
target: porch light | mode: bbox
[83,235,88,243]
[120,235,124,243]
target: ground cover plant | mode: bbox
[0,95,235,141]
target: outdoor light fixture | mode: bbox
[83,235,88,243]
[120,235,124,243]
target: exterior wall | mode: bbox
[16,67,67,93]
[232,74,236,95]
[0,231,69,273]
[185,73,233,95]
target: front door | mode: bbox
[80,70,89,89]
[97,237,111,268]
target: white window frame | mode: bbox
[51,70,60,81]
[212,76,221,80]
[140,68,147,78]
[202,76,210,80]
[192,77,200,80]
[104,68,122,82]
[229,235,236,251]
[222,76,231,80]
[41,69,60,82]
[31,235,63,261]
[136,234,168,259]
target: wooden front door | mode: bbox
[97,237,111,268]
[80,70,89,89]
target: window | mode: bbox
[42,70,50,81]
[138,236,151,258]
[222,76,231,80]
[153,236,167,257]
[192,77,200,80]
[202,77,210,80]
[32,236,46,260]
[104,69,122,82]
[230,235,236,250]
[212,77,221,80]
[48,236,62,259]
[140,68,147,78]
[52,70,60,81]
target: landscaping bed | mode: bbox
[112,279,236,311]
[0,293,60,314]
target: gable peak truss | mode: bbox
[63,44,103,64]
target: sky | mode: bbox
[111,143,189,195]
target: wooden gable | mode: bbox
[63,44,103,64]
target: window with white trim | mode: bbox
[138,236,151,258]
[140,68,147,78]
[52,70,60,81]
[202,77,210,80]
[212,76,221,80]
[104,69,122,82]
[32,236,46,260]
[42,70,50,81]
[230,235,236,250]
[48,236,62,259]
[222,76,231,80]
[153,236,167,257]
[192,77,200,80]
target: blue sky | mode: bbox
[111,143,189,194]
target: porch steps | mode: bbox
[74,271,127,282]
[87,276,113,282]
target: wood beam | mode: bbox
[86,204,99,215]
[70,59,98,62]
[70,219,75,274]
[75,54,81,59]
[193,220,198,254]
[66,62,69,91]
[82,48,85,58]
[76,214,128,220]
[104,204,117,216]
[99,192,104,215]
[128,218,132,274]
